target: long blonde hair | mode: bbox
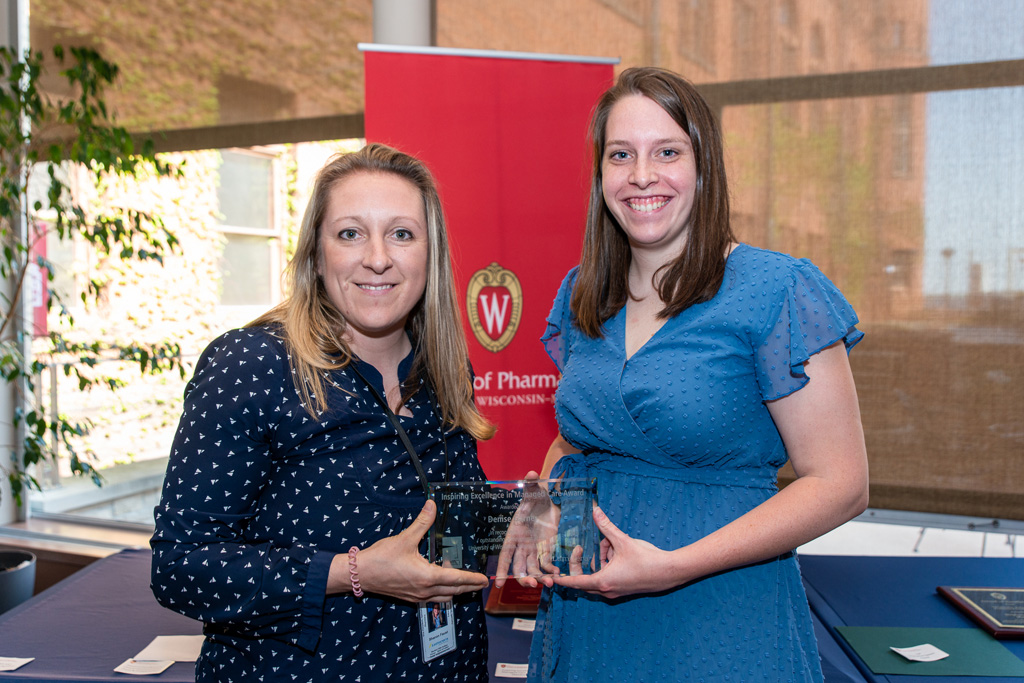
[249,143,494,441]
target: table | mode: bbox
[0,547,531,682]
[0,547,199,681]
[5,548,1011,682]
[801,555,1024,683]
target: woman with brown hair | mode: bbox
[152,143,493,681]
[528,67,869,681]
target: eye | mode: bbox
[393,228,414,241]
[339,228,359,240]
[608,150,630,161]
[658,148,679,158]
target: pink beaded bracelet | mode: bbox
[348,546,364,598]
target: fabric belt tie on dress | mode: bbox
[551,450,778,490]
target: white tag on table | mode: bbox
[0,657,34,672]
[494,661,529,678]
[511,618,536,632]
[114,659,174,675]
[134,635,205,662]
[891,643,950,662]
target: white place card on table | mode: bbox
[891,643,950,662]
[0,657,34,672]
[134,635,205,662]
[114,659,174,675]
[512,618,536,632]
[494,662,529,678]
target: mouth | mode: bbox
[357,284,395,292]
[625,196,669,213]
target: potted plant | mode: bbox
[0,44,184,515]
[0,548,35,613]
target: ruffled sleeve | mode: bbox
[755,259,863,401]
[540,267,580,371]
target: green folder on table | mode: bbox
[836,627,1024,677]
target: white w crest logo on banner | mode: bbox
[479,292,511,336]
[466,262,523,353]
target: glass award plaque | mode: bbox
[429,477,599,581]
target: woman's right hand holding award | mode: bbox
[494,471,563,588]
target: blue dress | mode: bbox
[151,325,488,682]
[529,244,863,682]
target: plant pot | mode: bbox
[0,549,37,615]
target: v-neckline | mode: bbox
[619,243,744,363]
[622,297,670,362]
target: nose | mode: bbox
[629,157,656,188]
[362,233,392,273]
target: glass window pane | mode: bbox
[724,85,1024,519]
[219,233,273,306]
[31,360,185,525]
[218,151,272,231]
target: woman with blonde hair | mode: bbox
[152,143,493,681]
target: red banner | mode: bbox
[363,46,614,479]
[30,221,49,337]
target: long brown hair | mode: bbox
[572,66,735,337]
[249,143,494,441]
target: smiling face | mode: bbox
[601,94,698,263]
[318,171,428,353]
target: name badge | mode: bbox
[418,600,456,662]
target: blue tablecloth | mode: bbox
[0,547,199,681]
[801,554,1024,683]
[7,548,1012,682]
[0,547,531,682]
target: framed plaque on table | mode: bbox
[938,586,1024,639]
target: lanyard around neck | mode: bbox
[346,361,434,500]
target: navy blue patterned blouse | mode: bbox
[151,325,488,682]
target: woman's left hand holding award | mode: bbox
[494,472,562,588]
